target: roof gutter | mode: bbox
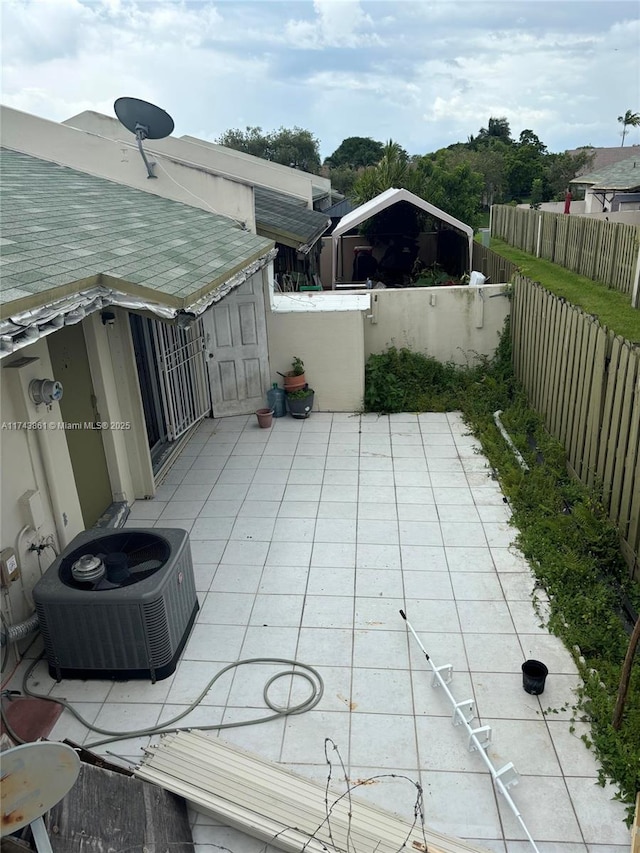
[0,248,277,359]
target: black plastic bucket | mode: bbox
[521,659,548,695]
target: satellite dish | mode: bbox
[1,741,80,851]
[114,97,175,179]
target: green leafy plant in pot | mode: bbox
[286,385,314,419]
[279,356,306,392]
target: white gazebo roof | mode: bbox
[332,187,474,285]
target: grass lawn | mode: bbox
[488,237,640,343]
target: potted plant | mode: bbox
[278,356,306,392]
[286,385,315,419]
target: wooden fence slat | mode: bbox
[547,299,567,435]
[530,284,544,410]
[550,301,570,438]
[618,350,640,545]
[625,376,640,579]
[542,292,562,426]
[512,276,523,377]
[584,327,609,489]
[574,320,600,480]
[609,344,636,525]
[597,335,621,486]
[602,341,629,510]
[563,307,583,452]
[554,215,569,266]
[568,316,593,475]
[565,216,583,274]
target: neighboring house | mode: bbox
[569,145,640,176]
[63,110,330,208]
[570,155,640,213]
[62,110,331,286]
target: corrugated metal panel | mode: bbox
[135,731,491,853]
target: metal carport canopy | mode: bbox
[331,187,474,286]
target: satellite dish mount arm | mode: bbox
[134,124,157,179]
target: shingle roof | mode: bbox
[324,198,355,219]
[253,187,330,252]
[569,146,640,175]
[570,154,640,191]
[0,149,274,317]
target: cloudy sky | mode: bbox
[2,0,639,160]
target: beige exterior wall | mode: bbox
[0,311,156,674]
[263,273,365,412]
[180,136,330,208]
[83,310,155,501]
[364,285,510,365]
[1,339,85,668]
[1,107,256,231]
[62,109,325,208]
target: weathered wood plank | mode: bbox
[610,344,636,524]
[619,350,640,546]
[596,333,619,488]
[603,341,630,513]
[45,762,193,853]
[568,315,593,475]
[584,326,608,489]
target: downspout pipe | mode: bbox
[494,410,529,472]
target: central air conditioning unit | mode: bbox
[33,528,199,683]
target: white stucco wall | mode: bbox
[1,106,256,231]
[263,276,365,412]
[62,110,324,208]
[364,285,510,364]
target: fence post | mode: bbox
[536,212,543,258]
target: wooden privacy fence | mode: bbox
[511,274,640,577]
[471,242,518,283]
[491,205,640,306]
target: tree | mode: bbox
[530,178,544,209]
[473,117,513,147]
[414,156,484,226]
[217,125,321,173]
[617,110,640,147]
[326,165,358,196]
[351,140,411,204]
[324,137,384,169]
[544,149,595,199]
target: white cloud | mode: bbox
[1,0,638,156]
[285,0,382,49]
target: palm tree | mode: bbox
[617,110,640,147]
[351,140,409,204]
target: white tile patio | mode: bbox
[27,412,629,852]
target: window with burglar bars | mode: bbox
[151,317,211,440]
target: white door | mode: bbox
[203,274,271,416]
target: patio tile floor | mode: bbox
[18,412,630,852]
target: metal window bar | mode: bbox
[400,610,541,853]
[152,318,210,441]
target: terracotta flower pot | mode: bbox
[283,372,306,392]
[256,408,274,429]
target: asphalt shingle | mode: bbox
[0,148,274,314]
